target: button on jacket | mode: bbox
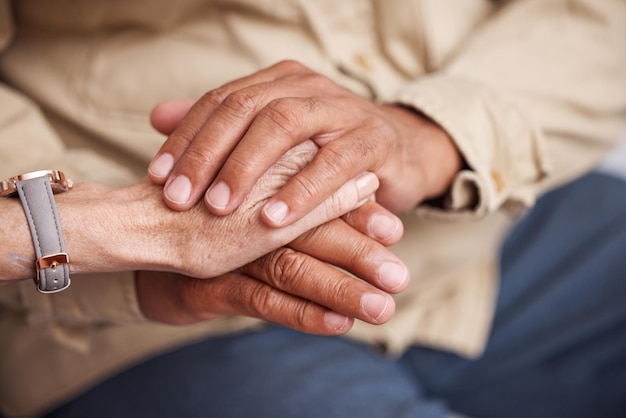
[1,0,625,416]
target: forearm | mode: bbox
[59,181,172,275]
[0,180,173,283]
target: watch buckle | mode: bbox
[35,253,71,293]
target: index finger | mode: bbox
[147,61,316,206]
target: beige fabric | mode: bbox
[1,0,625,416]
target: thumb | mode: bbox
[150,99,196,135]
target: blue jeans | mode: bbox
[46,173,626,418]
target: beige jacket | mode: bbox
[1,0,625,416]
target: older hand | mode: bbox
[136,199,405,334]
[148,60,462,227]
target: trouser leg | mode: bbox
[401,172,626,418]
[45,326,455,418]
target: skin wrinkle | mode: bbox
[276,249,317,291]
[187,141,319,267]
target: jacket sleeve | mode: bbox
[0,81,146,326]
[394,0,626,218]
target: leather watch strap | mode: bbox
[16,176,71,293]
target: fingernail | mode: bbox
[354,172,379,199]
[324,311,349,330]
[360,293,389,321]
[378,262,408,291]
[164,175,191,205]
[263,200,288,225]
[369,214,400,241]
[148,153,174,179]
[206,181,231,210]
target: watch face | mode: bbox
[0,170,72,197]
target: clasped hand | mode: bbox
[141,61,461,335]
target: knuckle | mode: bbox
[302,72,335,90]
[290,172,327,206]
[276,59,308,73]
[350,235,379,264]
[243,281,311,331]
[290,301,312,330]
[291,149,358,212]
[321,144,359,176]
[350,239,389,277]
[221,88,262,117]
[266,248,310,289]
[301,96,323,114]
[201,88,229,109]
[181,143,219,168]
[246,282,281,318]
[323,274,355,304]
[223,151,258,179]
[261,99,303,135]
[168,124,199,147]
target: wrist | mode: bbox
[0,197,37,282]
[381,104,463,202]
[55,180,184,275]
[0,170,75,291]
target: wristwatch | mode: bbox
[1,170,73,293]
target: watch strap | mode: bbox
[16,176,71,293]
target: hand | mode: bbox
[136,201,407,335]
[148,60,462,227]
